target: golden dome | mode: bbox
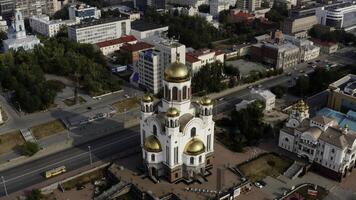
[295,100,308,111]
[166,107,180,117]
[164,62,190,82]
[200,96,213,106]
[142,94,153,103]
[144,135,162,152]
[184,138,205,156]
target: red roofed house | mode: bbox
[120,41,155,63]
[227,9,255,23]
[310,39,338,54]
[186,48,225,74]
[95,35,137,56]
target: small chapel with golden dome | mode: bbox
[140,61,215,182]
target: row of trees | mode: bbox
[308,26,356,45]
[144,8,227,49]
[191,62,227,95]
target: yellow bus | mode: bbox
[45,166,66,178]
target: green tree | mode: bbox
[198,4,210,13]
[27,189,43,200]
[19,142,40,156]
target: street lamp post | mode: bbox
[1,176,8,196]
[88,146,92,165]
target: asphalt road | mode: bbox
[0,127,140,197]
[0,47,354,197]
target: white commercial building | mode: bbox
[279,100,356,181]
[250,88,276,110]
[68,17,131,44]
[186,48,225,74]
[131,20,168,40]
[29,15,77,37]
[68,3,101,22]
[3,10,41,52]
[140,64,215,182]
[316,2,356,31]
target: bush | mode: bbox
[267,160,275,167]
[271,85,287,98]
[19,141,40,156]
[27,189,43,200]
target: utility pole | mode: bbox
[88,146,92,165]
[74,72,79,105]
[1,176,8,196]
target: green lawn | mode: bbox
[31,120,66,139]
[63,96,86,106]
[0,130,24,155]
[239,153,293,182]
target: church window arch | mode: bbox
[172,87,178,100]
[191,127,196,138]
[153,125,157,135]
[190,157,194,165]
[183,86,187,99]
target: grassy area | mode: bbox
[112,97,140,113]
[0,130,24,155]
[63,96,86,106]
[31,120,66,139]
[62,169,104,190]
[239,153,293,182]
[287,185,328,200]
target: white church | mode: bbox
[279,100,356,181]
[3,9,41,52]
[140,61,214,183]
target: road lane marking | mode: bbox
[2,133,139,183]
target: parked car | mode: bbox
[254,182,263,188]
[259,180,267,187]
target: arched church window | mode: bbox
[199,156,202,163]
[151,154,155,162]
[153,125,157,135]
[205,108,208,115]
[183,86,187,99]
[165,85,169,99]
[145,105,149,112]
[190,157,194,165]
[191,127,196,138]
[172,87,178,100]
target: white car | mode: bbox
[254,182,263,188]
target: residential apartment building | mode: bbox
[0,0,14,18]
[0,16,8,32]
[186,48,225,74]
[311,39,338,54]
[327,74,356,113]
[166,0,207,8]
[120,41,154,63]
[134,37,186,94]
[68,3,101,22]
[210,0,232,17]
[136,49,161,93]
[67,17,131,44]
[279,100,356,181]
[316,2,356,31]
[236,0,261,12]
[281,15,318,38]
[29,15,77,37]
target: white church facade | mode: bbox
[3,10,41,52]
[140,61,214,183]
[279,100,356,181]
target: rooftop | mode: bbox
[69,17,128,29]
[95,35,137,48]
[328,74,356,93]
[132,20,168,31]
[120,41,154,52]
[317,108,356,131]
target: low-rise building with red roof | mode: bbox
[120,41,155,63]
[186,48,225,74]
[310,39,338,54]
[95,35,137,56]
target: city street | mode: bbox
[0,47,354,197]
